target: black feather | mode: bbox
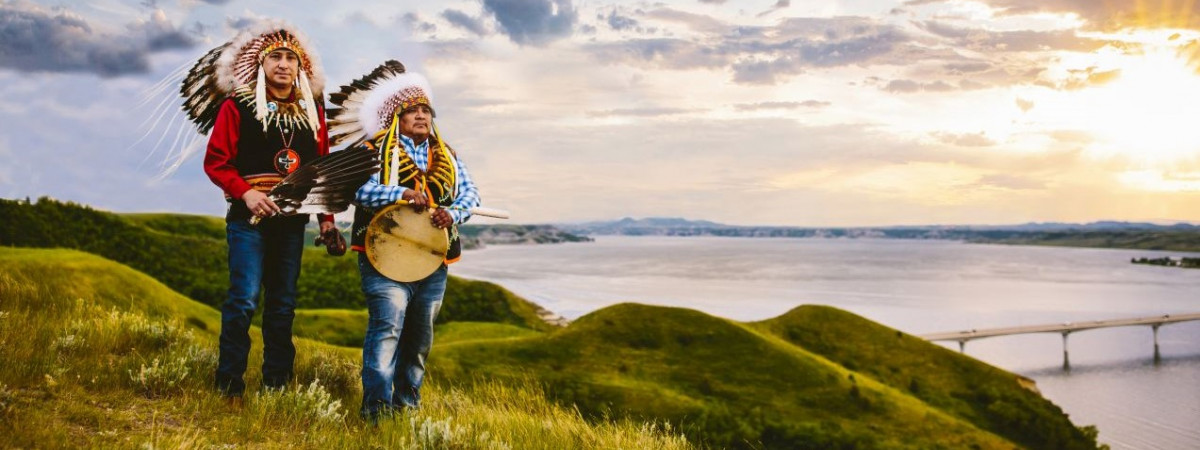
[180,43,231,134]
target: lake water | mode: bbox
[451,236,1200,449]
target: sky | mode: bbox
[3,0,1200,226]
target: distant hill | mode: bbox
[458,224,593,249]
[0,197,551,330]
[563,217,1200,251]
[434,303,1103,449]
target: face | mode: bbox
[262,49,299,90]
[398,104,433,142]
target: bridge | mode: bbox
[921,312,1200,369]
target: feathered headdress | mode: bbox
[180,19,325,135]
[328,61,459,203]
[327,60,437,148]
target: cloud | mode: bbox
[442,9,489,36]
[1037,66,1121,91]
[401,12,438,35]
[882,78,970,93]
[603,9,638,31]
[756,0,790,18]
[978,0,1200,31]
[943,61,992,74]
[586,107,697,117]
[483,0,577,45]
[734,100,830,111]
[0,2,198,77]
[931,131,997,147]
[587,15,932,85]
[1015,97,1034,112]
[976,173,1044,190]
[643,8,729,35]
[916,20,1110,53]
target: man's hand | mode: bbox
[401,189,428,212]
[430,208,453,229]
[243,190,280,217]
[319,221,336,234]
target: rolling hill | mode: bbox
[0,247,687,448]
[0,197,551,331]
[433,303,1102,449]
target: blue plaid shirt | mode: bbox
[354,134,481,224]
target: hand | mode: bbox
[430,208,453,229]
[401,189,428,212]
[243,190,280,218]
[319,221,336,235]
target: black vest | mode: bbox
[351,135,462,264]
[224,89,322,224]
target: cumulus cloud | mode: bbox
[0,2,198,77]
[483,0,577,46]
[443,9,489,36]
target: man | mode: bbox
[326,62,480,421]
[190,22,335,402]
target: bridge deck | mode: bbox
[921,312,1200,342]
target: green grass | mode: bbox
[0,245,1106,449]
[0,248,688,449]
[276,310,544,349]
[0,197,552,331]
[433,303,1105,449]
[753,305,1101,449]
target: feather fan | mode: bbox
[269,148,380,216]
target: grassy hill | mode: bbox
[0,248,687,448]
[753,306,1093,449]
[0,247,1104,449]
[0,197,551,331]
[434,303,1103,449]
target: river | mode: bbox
[452,236,1200,449]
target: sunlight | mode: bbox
[1026,37,1200,171]
[1086,45,1200,165]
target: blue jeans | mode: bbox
[359,253,446,420]
[215,218,305,396]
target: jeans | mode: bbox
[359,253,446,420]
[215,218,305,397]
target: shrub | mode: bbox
[128,356,191,398]
[253,379,346,426]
